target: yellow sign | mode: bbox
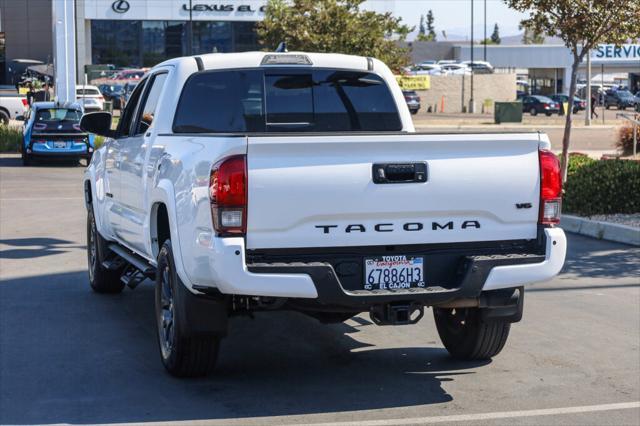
[395,75,430,90]
[18,87,29,95]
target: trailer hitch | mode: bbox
[370,302,424,325]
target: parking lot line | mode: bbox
[89,402,640,426]
[303,402,640,426]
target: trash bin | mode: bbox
[103,101,113,113]
[494,102,523,124]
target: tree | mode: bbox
[416,9,437,42]
[519,22,545,44]
[426,10,437,41]
[257,0,412,72]
[491,23,501,44]
[505,0,640,182]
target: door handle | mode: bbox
[372,162,428,184]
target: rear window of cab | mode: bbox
[172,69,402,133]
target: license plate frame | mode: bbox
[53,141,69,149]
[364,255,425,290]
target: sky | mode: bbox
[364,0,530,40]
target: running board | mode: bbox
[107,243,156,278]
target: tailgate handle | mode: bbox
[372,162,427,184]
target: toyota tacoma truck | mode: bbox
[81,51,566,377]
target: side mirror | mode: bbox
[80,111,116,138]
[15,115,25,121]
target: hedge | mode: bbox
[0,125,22,152]
[563,158,640,216]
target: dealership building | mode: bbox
[1,0,272,83]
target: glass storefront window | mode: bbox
[91,20,259,68]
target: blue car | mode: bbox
[17,101,95,166]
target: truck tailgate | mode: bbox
[246,133,541,249]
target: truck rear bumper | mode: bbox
[199,228,566,305]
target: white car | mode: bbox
[461,60,495,74]
[81,51,567,377]
[410,64,444,75]
[76,85,104,111]
[440,63,471,75]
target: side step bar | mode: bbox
[107,243,156,278]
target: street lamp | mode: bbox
[483,0,487,62]
[469,0,475,113]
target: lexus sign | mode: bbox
[111,0,130,13]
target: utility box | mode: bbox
[494,102,523,124]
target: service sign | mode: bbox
[591,44,640,63]
[395,75,430,91]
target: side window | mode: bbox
[133,73,167,136]
[118,80,147,138]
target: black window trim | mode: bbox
[131,70,169,137]
[171,66,402,135]
[116,77,148,139]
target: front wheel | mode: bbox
[433,307,511,360]
[529,107,537,116]
[156,240,220,377]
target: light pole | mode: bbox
[187,0,193,55]
[483,0,487,61]
[469,0,475,113]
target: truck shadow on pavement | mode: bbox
[0,270,488,425]
[0,237,84,259]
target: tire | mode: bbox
[545,112,552,116]
[605,103,610,110]
[434,307,511,360]
[410,109,418,115]
[529,107,537,116]
[87,209,125,293]
[155,240,220,377]
[21,151,32,167]
[0,110,9,125]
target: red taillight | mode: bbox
[539,149,562,225]
[209,155,247,236]
[21,98,29,107]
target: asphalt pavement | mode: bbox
[1,154,639,426]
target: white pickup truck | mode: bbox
[81,51,567,377]
[0,90,28,124]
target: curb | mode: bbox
[560,215,640,246]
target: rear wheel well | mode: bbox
[153,203,170,258]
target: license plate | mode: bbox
[54,142,68,149]
[364,256,425,290]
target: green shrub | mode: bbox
[0,125,22,152]
[564,159,640,216]
[564,152,597,177]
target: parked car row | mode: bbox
[406,60,494,76]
